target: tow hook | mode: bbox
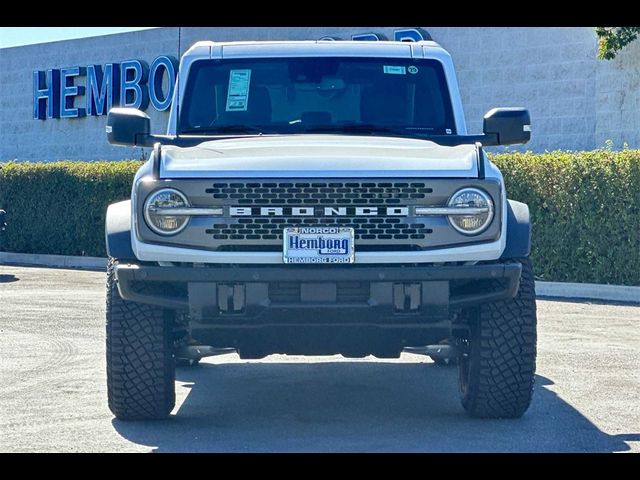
[403,344,458,360]
[174,345,236,366]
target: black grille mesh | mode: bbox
[205,181,433,205]
[205,218,432,241]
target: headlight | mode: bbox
[447,188,494,235]
[144,188,190,235]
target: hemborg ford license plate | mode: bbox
[283,227,355,264]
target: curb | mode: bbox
[0,252,106,270]
[1,252,638,303]
[534,280,639,304]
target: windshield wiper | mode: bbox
[181,125,270,135]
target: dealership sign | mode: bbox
[32,28,429,121]
[33,56,178,120]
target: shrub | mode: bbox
[1,151,638,285]
[0,161,139,257]
[492,150,639,286]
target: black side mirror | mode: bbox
[106,108,151,147]
[0,209,6,232]
[483,108,531,146]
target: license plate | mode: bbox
[283,227,355,264]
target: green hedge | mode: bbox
[492,150,639,286]
[0,161,139,257]
[1,151,639,285]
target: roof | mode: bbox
[182,40,448,61]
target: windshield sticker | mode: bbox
[408,66,419,74]
[226,69,252,112]
[383,65,406,75]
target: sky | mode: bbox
[0,27,159,48]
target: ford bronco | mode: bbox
[105,39,536,420]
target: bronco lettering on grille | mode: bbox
[229,207,409,216]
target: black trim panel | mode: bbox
[501,200,531,259]
[152,142,161,179]
[105,200,136,261]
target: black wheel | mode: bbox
[106,258,175,420]
[458,257,537,418]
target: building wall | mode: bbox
[0,26,638,161]
[0,28,180,161]
[433,27,598,152]
[595,37,640,149]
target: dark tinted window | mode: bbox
[180,57,456,135]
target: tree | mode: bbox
[596,27,640,60]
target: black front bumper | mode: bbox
[114,261,522,324]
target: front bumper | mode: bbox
[114,261,522,324]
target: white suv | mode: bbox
[104,39,536,420]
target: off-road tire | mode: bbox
[458,257,537,418]
[106,258,175,420]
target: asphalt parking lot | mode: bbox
[0,265,638,452]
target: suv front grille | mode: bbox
[205,181,433,205]
[203,180,434,245]
[136,177,503,254]
[205,217,432,241]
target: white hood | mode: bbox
[160,135,479,179]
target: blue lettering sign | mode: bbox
[348,28,430,42]
[148,56,178,112]
[32,69,60,119]
[120,60,149,109]
[86,63,120,116]
[394,28,430,42]
[352,33,387,41]
[60,67,86,118]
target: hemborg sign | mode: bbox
[32,28,429,121]
[33,55,178,120]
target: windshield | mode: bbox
[179,57,456,137]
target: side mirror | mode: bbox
[483,108,531,146]
[0,209,6,232]
[106,108,151,147]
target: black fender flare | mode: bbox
[501,200,532,259]
[105,200,136,261]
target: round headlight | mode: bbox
[447,188,494,235]
[144,188,190,235]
